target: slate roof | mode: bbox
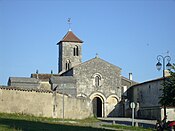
[57,31,83,44]
[8,77,40,89]
[50,76,77,96]
[50,76,76,84]
[9,77,39,83]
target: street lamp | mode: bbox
[62,84,66,121]
[156,55,172,119]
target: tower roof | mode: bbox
[57,31,83,44]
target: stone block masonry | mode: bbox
[0,87,92,119]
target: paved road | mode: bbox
[98,117,157,129]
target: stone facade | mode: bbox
[61,57,123,117]
[63,57,122,97]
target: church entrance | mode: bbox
[92,97,102,117]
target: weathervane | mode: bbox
[68,18,72,31]
[166,50,170,56]
[95,53,99,58]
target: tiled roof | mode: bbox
[58,31,83,44]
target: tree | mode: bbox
[159,64,175,106]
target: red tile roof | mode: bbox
[57,31,83,44]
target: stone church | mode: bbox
[6,29,136,118]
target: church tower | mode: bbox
[57,30,83,74]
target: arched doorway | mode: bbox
[92,97,102,117]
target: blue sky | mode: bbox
[0,0,175,85]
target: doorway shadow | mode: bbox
[107,101,123,117]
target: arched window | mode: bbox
[93,73,102,87]
[65,60,71,70]
[95,75,101,87]
[73,45,79,56]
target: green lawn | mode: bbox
[0,113,155,131]
[0,113,109,131]
[0,118,110,131]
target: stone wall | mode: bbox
[138,107,161,120]
[55,93,92,119]
[0,88,53,117]
[138,107,175,121]
[39,81,51,90]
[0,87,92,119]
[127,78,175,121]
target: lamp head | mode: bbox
[156,61,162,71]
[166,62,172,70]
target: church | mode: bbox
[5,28,136,118]
[52,29,136,117]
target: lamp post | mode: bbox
[62,84,65,121]
[156,55,172,119]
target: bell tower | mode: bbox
[57,30,83,74]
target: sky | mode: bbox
[0,0,175,85]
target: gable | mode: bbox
[70,57,121,84]
[69,57,122,97]
[74,57,121,73]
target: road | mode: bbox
[98,117,157,129]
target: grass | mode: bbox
[0,113,108,131]
[0,113,156,131]
[0,118,109,131]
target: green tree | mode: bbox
[159,64,175,106]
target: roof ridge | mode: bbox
[71,57,121,71]
[57,31,83,44]
[0,86,53,93]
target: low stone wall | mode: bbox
[0,87,92,119]
[138,107,161,120]
[138,107,175,121]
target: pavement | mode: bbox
[98,117,157,129]
[59,117,157,130]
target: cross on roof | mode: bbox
[68,18,72,31]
